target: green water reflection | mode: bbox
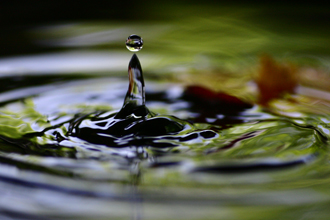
[0,2,330,220]
[0,76,328,219]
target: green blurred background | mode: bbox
[1,1,330,75]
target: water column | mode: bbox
[115,35,151,119]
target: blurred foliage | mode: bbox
[1,1,330,74]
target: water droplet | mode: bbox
[126,34,143,52]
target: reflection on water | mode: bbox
[0,2,330,220]
[0,74,329,219]
[0,52,159,75]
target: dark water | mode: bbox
[0,2,330,220]
[0,56,329,219]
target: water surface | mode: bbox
[0,3,330,219]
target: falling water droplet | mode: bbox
[126,34,143,52]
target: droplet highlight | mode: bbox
[126,34,143,52]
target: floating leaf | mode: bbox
[256,54,298,105]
